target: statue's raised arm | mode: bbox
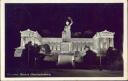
[67,17,73,26]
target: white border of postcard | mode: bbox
[1,0,128,80]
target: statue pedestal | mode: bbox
[57,54,75,66]
[60,42,72,53]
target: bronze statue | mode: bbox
[62,17,73,42]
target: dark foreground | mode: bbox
[6,69,123,77]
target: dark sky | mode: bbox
[5,3,123,59]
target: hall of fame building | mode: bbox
[14,18,115,57]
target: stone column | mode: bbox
[21,37,27,47]
[20,37,24,47]
[53,44,56,50]
[110,38,114,47]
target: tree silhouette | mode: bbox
[105,47,123,70]
[21,41,41,70]
[21,41,33,69]
[42,44,51,55]
[82,47,98,69]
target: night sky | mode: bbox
[5,3,123,66]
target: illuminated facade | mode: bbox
[14,29,115,57]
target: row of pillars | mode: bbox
[45,42,87,52]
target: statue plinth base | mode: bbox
[62,38,71,42]
[60,42,72,53]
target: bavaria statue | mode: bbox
[62,17,73,42]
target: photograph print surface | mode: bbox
[5,3,124,77]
